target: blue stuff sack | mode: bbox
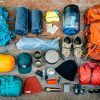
[31,10,43,34]
[0,7,11,46]
[62,5,80,35]
[0,76,23,97]
[15,5,29,36]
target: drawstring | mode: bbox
[84,45,97,60]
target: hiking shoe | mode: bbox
[73,36,83,58]
[62,36,72,57]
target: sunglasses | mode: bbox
[88,89,100,93]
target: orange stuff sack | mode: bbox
[0,54,15,72]
[84,5,100,61]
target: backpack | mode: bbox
[0,76,23,96]
[78,62,100,85]
[84,5,100,61]
[0,7,15,46]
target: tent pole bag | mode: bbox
[31,10,43,34]
[62,4,80,35]
[15,5,29,36]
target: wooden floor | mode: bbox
[0,0,100,100]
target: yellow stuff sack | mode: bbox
[0,54,15,72]
[46,11,59,22]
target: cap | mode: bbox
[17,53,32,74]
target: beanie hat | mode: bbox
[24,76,43,94]
[55,60,77,81]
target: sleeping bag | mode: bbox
[62,4,80,35]
[0,76,23,96]
[0,54,15,72]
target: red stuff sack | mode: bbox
[78,62,100,85]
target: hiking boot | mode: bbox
[73,36,83,58]
[62,36,72,57]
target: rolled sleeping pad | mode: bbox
[15,5,29,36]
[31,10,43,34]
[62,4,80,35]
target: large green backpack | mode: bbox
[0,7,15,46]
[0,76,23,96]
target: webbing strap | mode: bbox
[84,45,97,60]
